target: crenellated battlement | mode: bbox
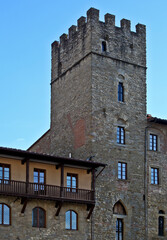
[54,8,145,47]
[51,8,146,82]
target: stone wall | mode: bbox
[0,196,91,240]
[91,52,146,239]
[48,8,147,240]
[24,7,167,240]
[147,122,167,239]
[28,130,51,154]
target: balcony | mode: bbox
[0,180,95,204]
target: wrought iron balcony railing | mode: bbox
[0,180,95,203]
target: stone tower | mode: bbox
[31,8,147,239]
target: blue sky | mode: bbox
[0,0,167,150]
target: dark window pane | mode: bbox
[159,216,164,236]
[118,82,124,102]
[32,208,38,227]
[32,207,45,228]
[39,208,45,228]
[116,219,123,240]
[102,41,106,52]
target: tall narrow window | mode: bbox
[149,134,157,151]
[102,41,107,52]
[118,82,124,102]
[117,127,125,144]
[34,169,45,194]
[0,164,10,184]
[159,216,164,236]
[0,203,10,225]
[116,219,123,240]
[118,162,127,180]
[32,207,46,228]
[151,168,159,185]
[67,173,78,192]
[66,210,78,230]
[58,62,62,76]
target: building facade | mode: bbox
[0,147,105,240]
[1,7,167,240]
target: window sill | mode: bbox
[150,183,161,187]
[66,229,78,231]
[116,143,126,147]
[117,179,130,183]
[32,226,46,228]
[147,149,160,153]
[118,101,126,104]
[0,224,11,227]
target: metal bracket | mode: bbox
[55,202,62,216]
[21,198,28,213]
[21,157,29,165]
[87,205,95,219]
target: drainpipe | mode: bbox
[91,212,94,240]
[91,168,95,240]
[90,166,106,240]
[144,125,151,239]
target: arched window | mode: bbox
[159,210,165,214]
[158,216,164,236]
[66,210,78,230]
[118,82,124,102]
[113,201,126,215]
[0,203,10,225]
[113,201,126,240]
[32,207,46,228]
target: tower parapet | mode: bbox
[51,8,146,82]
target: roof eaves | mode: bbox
[0,146,106,168]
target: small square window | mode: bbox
[117,127,125,144]
[118,162,127,180]
[149,134,157,151]
[151,167,159,185]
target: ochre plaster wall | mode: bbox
[64,167,91,190]
[0,157,26,181]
